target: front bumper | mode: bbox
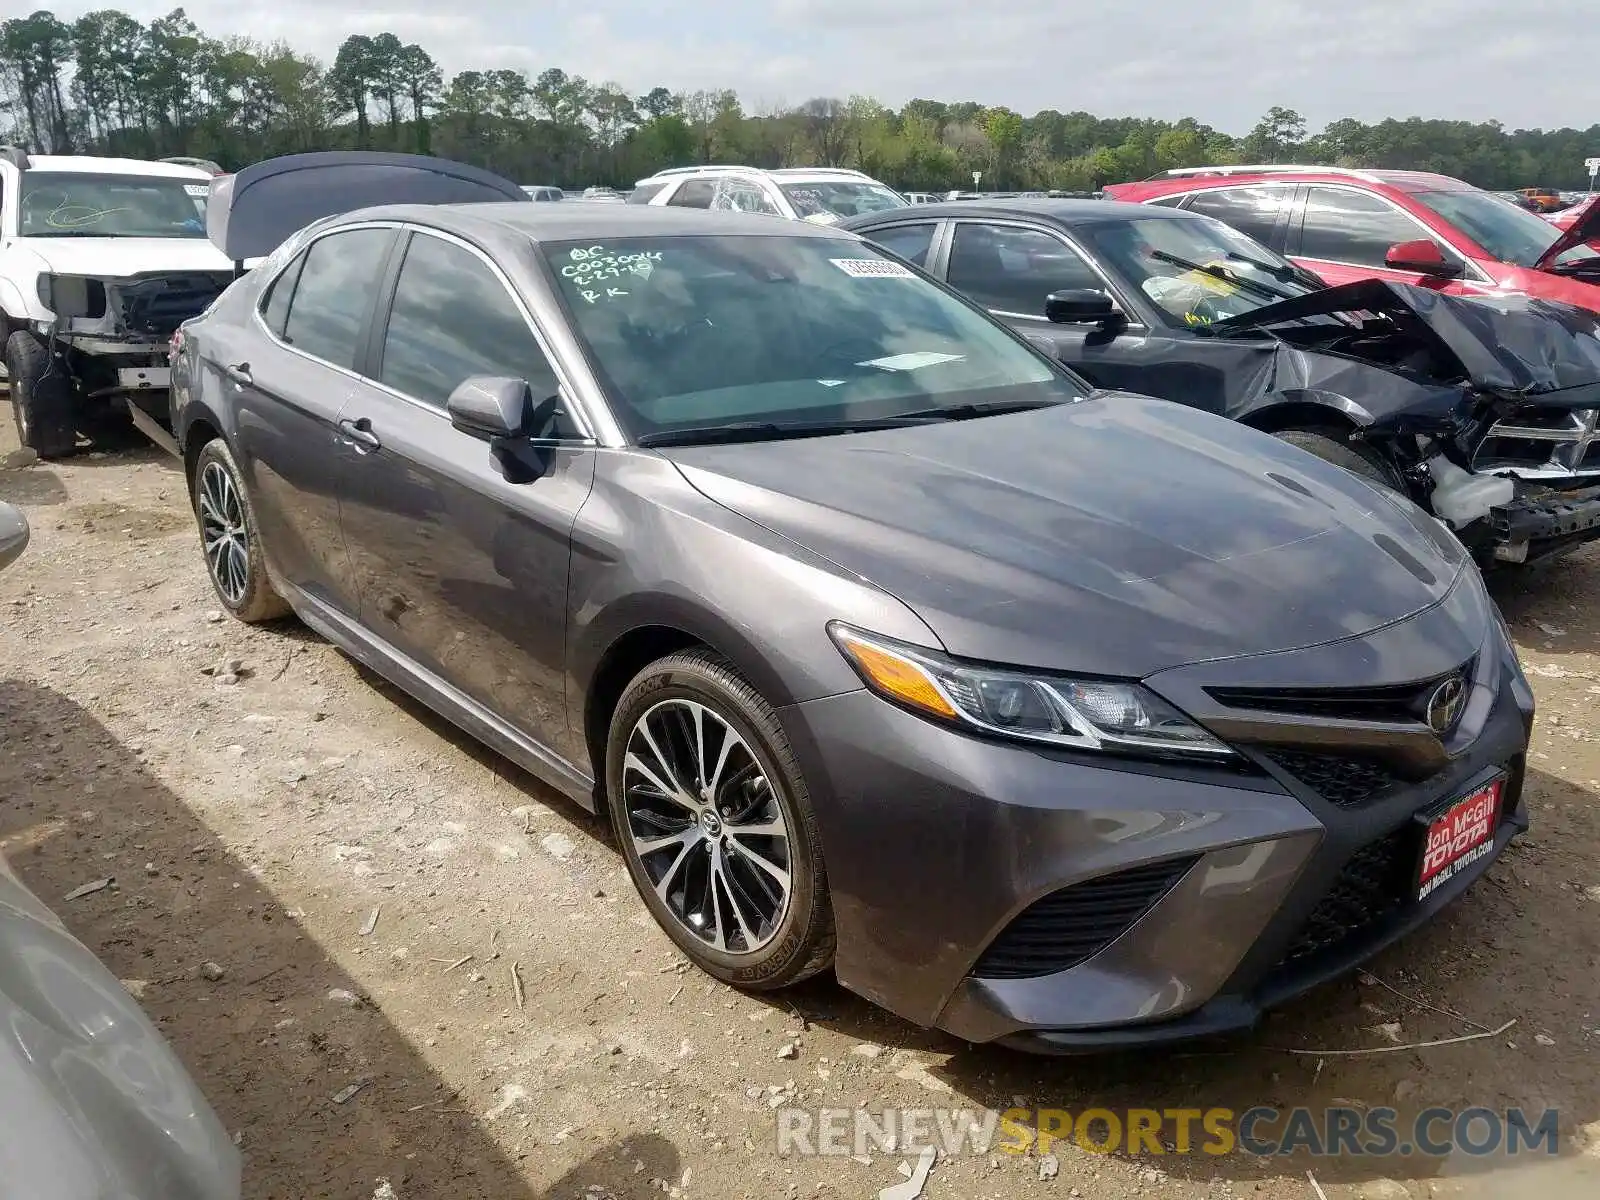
[783,577,1533,1051]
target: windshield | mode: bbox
[780,181,908,221]
[543,234,1085,441]
[20,173,208,238]
[1077,215,1326,329]
[1413,189,1597,268]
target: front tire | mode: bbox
[606,649,835,989]
[191,437,290,623]
[5,329,79,458]
[1274,427,1405,492]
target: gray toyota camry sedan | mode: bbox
[170,172,1533,1051]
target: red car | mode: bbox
[1104,166,1600,313]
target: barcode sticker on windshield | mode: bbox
[184,183,210,196]
[830,258,914,279]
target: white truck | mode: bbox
[0,148,233,457]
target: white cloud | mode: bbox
[29,0,1599,133]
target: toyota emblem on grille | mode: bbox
[1425,675,1467,734]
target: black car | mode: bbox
[840,200,1600,567]
[167,154,1533,1053]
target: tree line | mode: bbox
[1,8,1596,192]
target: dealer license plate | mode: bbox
[1414,776,1503,902]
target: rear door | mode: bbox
[227,223,399,614]
[336,227,597,741]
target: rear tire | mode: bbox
[605,649,835,990]
[191,437,291,623]
[1274,427,1404,492]
[5,330,79,458]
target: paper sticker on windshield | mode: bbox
[858,352,965,371]
[830,258,914,279]
[184,183,210,197]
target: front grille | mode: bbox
[1278,828,1414,965]
[1472,407,1600,480]
[971,856,1199,980]
[1262,749,1406,809]
[113,273,231,337]
[1207,660,1474,727]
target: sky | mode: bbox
[22,0,1600,135]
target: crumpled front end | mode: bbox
[1214,279,1600,564]
[40,270,234,353]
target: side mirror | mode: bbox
[1384,239,1463,278]
[446,376,532,441]
[1044,289,1118,325]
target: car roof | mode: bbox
[843,197,1196,227]
[25,154,212,180]
[340,201,861,243]
[1121,167,1472,196]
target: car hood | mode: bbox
[665,394,1469,677]
[20,236,234,278]
[0,852,240,1199]
[1534,192,1600,269]
[1210,278,1600,406]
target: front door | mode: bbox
[336,228,596,746]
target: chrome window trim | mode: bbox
[248,219,404,387]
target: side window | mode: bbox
[627,181,669,205]
[280,227,393,369]
[1148,195,1186,208]
[1184,186,1290,246]
[378,232,560,413]
[947,223,1103,318]
[666,180,716,209]
[866,223,937,268]
[1299,187,1438,268]
[258,252,304,337]
[713,180,781,216]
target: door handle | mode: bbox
[224,361,252,387]
[338,417,381,451]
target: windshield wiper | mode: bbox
[897,397,1064,421]
[1149,250,1297,302]
[635,415,947,447]
[26,230,120,238]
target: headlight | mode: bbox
[828,624,1234,761]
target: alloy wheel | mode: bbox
[621,698,793,954]
[198,460,249,606]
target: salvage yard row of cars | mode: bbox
[0,143,1593,1193]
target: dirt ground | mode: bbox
[0,414,1596,1200]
